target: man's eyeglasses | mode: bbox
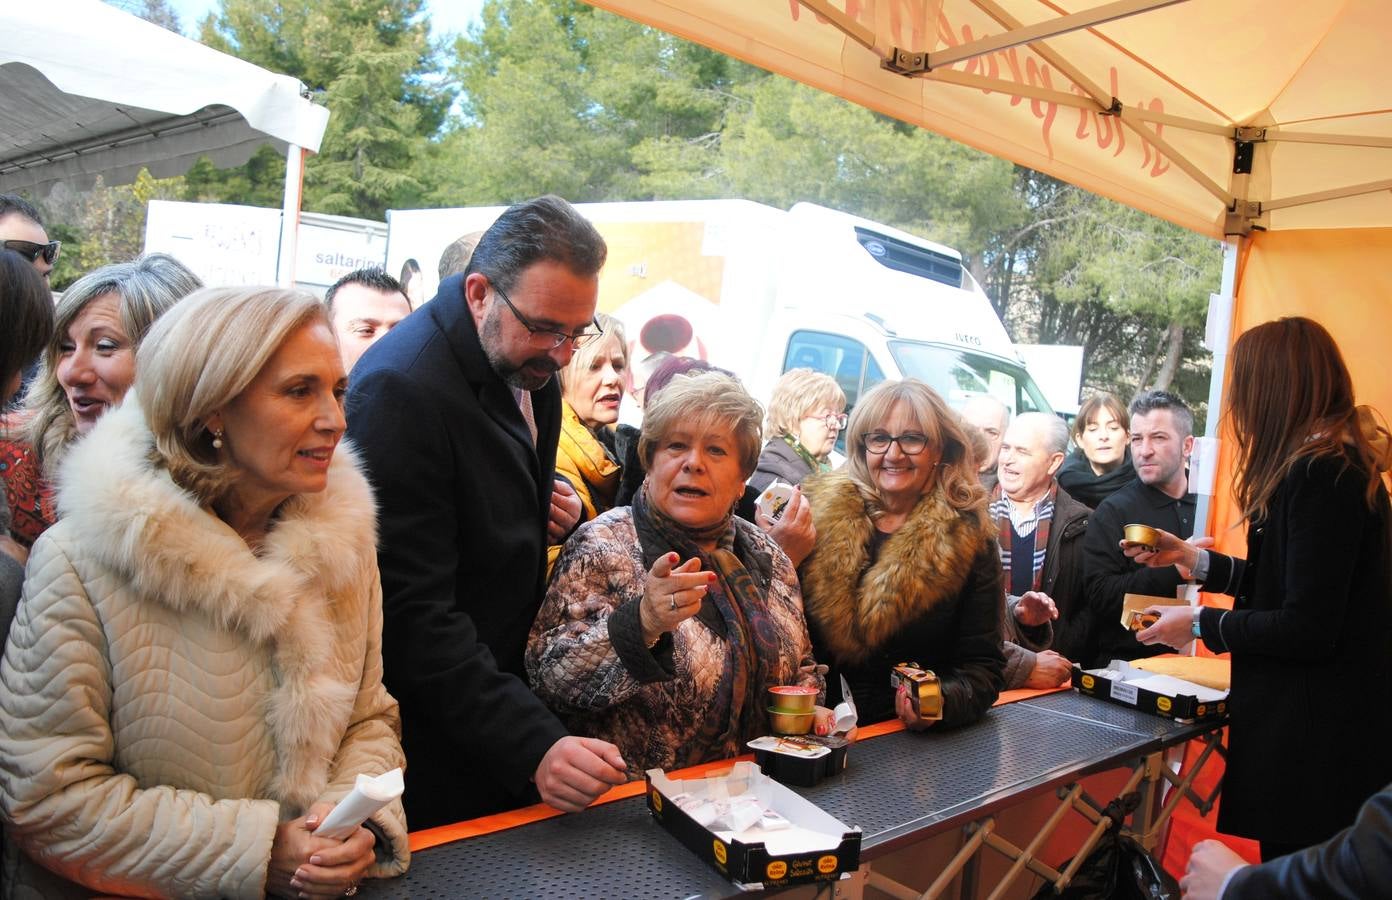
[864,431,929,455]
[492,282,603,350]
[2,239,61,266]
[806,411,849,430]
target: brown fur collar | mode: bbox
[801,471,994,664]
[54,396,378,811]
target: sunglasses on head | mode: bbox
[2,239,61,266]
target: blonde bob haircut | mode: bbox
[26,253,202,471]
[764,368,846,441]
[844,379,986,518]
[136,286,332,505]
[639,370,764,479]
[559,311,627,394]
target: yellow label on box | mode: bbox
[1157,696,1172,713]
[766,861,787,879]
[818,854,839,874]
[712,840,727,864]
[651,790,662,811]
[1081,674,1095,690]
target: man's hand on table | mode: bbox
[1023,650,1072,688]
[534,736,628,813]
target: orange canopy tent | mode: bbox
[581,0,1391,429]
[584,0,1392,875]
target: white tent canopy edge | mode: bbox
[0,0,330,286]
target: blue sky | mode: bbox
[164,0,486,40]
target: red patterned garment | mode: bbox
[0,437,54,548]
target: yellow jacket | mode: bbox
[548,402,622,573]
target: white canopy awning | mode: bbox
[0,0,329,196]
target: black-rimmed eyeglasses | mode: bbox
[2,239,61,266]
[864,431,929,455]
[492,282,603,350]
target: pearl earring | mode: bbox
[212,430,224,449]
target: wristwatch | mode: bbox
[1191,606,1203,638]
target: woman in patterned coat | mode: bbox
[528,371,823,775]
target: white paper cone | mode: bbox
[312,768,404,841]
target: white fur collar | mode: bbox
[53,396,378,810]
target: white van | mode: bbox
[384,199,1052,419]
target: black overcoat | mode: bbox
[1199,454,1392,846]
[346,275,569,829]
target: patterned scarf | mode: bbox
[632,483,781,757]
[990,482,1056,593]
[780,433,830,475]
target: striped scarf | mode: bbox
[990,482,1056,593]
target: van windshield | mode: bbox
[888,341,1052,416]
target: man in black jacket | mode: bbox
[1082,390,1197,667]
[346,196,627,829]
[992,412,1092,685]
[1180,780,1392,898]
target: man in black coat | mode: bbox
[992,412,1092,685]
[346,196,627,829]
[1082,390,1197,667]
[1180,780,1392,898]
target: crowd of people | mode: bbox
[0,191,1389,898]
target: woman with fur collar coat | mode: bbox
[0,288,409,899]
[801,380,1006,729]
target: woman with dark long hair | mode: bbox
[1132,316,1392,860]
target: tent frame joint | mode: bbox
[882,47,932,76]
[1224,200,1263,237]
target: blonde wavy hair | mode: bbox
[136,286,332,505]
[764,368,846,441]
[844,379,986,519]
[25,254,201,471]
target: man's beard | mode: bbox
[481,305,558,391]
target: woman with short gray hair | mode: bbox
[749,368,847,496]
[528,370,824,774]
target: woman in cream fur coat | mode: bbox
[0,287,409,899]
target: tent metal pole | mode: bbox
[1262,177,1392,211]
[922,69,1098,110]
[922,69,1232,136]
[1194,237,1240,537]
[1118,109,1234,205]
[1265,130,1392,150]
[928,0,1190,69]
[970,0,1233,207]
[277,144,306,289]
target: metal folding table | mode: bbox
[357,691,1223,899]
